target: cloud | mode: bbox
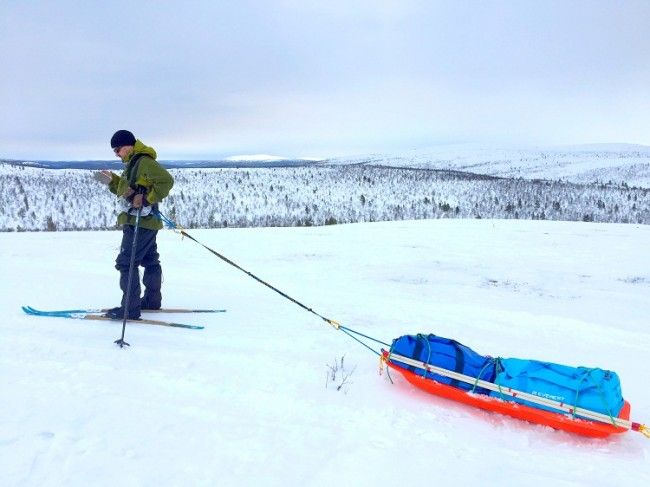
[1,1,649,159]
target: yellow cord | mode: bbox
[327,319,341,329]
[378,355,386,375]
[638,424,650,439]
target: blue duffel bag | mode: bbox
[389,334,496,395]
[490,358,624,417]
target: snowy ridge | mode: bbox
[224,154,323,162]
[1,163,649,231]
[3,144,650,183]
[325,144,650,188]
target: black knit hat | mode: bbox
[110,130,136,148]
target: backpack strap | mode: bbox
[125,153,147,190]
[449,342,465,389]
[124,153,159,214]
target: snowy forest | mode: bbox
[1,162,648,232]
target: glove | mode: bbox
[94,170,113,184]
[122,187,136,201]
[132,193,149,208]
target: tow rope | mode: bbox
[156,211,390,356]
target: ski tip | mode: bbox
[24,306,44,314]
[171,324,205,330]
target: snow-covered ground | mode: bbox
[1,219,649,486]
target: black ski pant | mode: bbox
[115,225,162,314]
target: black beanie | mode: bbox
[110,130,136,148]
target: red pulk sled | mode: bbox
[381,334,647,439]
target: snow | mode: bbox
[1,219,649,485]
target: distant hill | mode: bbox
[3,144,650,187]
[0,159,319,170]
[1,162,648,232]
[325,144,650,188]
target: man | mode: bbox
[95,130,174,319]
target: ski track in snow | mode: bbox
[1,219,649,486]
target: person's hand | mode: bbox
[94,170,113,184]
[132,193,147,208]
[122,187,135,200]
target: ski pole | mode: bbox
[115,198,143,348]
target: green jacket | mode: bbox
[108,140,174,230]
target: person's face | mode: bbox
[113,146,129,158]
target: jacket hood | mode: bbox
[122,139,157,162]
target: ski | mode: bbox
[22,306,204,330]
[22,305,225,316]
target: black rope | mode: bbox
[158,219,387,356]
[179,230,335,326]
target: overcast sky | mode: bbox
[1,0,649,160]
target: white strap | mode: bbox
[128,205,152,217]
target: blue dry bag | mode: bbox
[490,358,624,418]
[390,334,496,395]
